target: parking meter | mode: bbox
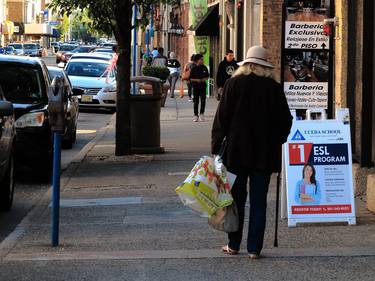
[48,76,66,247]
[48,76,66,133]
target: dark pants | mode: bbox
[187,82,192,99]
[193,87,206,116]
[227,170,271,255]
[168,72,179,97]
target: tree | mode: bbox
[49,0,173,155]
[56,13,70,42]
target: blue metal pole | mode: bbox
[52,132,61,247]
[132,4,137,95]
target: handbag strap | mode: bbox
[218,138,227,158]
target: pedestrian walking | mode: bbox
[167,52,181,98]
[211,46,293,259]
[216,50,238,100]
[189,54,210,122]
[181,54,196,102]
[152,47,167,66]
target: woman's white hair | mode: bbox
[233,63,274,79]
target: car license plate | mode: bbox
[81,95,93,103]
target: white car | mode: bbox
[64,57,116,110]
[7,43,24,56]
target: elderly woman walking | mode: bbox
[211,46,293,259]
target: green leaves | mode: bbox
[142,65,170,83]
[49,0,176,38]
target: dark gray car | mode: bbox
[0,85,16,211]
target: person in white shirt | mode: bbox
[166,52,181,98]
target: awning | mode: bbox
[189,4,219,36]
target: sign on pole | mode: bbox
[284,111,356,227]
[282,1,333,111]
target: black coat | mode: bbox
[211,73,293,173]
[216,58,238,88]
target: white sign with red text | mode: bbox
[284,119,356,227]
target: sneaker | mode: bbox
[188,99,193,102]
[193,115,199,122]
[199,115,205,122]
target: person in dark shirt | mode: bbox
[216,50,238,100]
[189,54,209,122]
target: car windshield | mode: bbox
[94,49,113,53]
[60,45,76,51]
[0,64,43,104]
[66,61,109,77]
[5,47,13,51]
[24,44,38,49]
[72,47,92,53]
[9,44,22,49]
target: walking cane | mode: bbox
[274,172,281,247]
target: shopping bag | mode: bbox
[208,202,239,233]
[176,156,234,217]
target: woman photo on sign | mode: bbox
[295,163,321,204]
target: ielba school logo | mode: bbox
[291,130,305,141]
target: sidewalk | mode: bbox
[1,96,375,280]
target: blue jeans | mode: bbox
[227,170,271,255]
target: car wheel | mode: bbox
[0,154,15,212]
[62,125,76,149]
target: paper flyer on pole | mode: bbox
[284,119,356,226]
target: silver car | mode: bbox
[7,43,23,56]
[23,43,40,57]
[64,57,116,110]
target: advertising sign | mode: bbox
[190,0,210,74]
[283,1,332,110]
[284,119,356,227]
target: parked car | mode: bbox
[7,43,24,56]
[23,43,40,57]
[56,44,77,63]
[60,45,96,64]
[47,66,79,148]
[0,86,16,211]
[0,56,79,180]
[65,57,116,111]
[68,52,113,62]
[92,48,114,55]
[4,46,16,55]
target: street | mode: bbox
[0,53,114,242]
[1,0,375,278]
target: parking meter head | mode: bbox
[48,76,66,133]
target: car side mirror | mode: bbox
[0,101,14,116]
[72,88,85,96]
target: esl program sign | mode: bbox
[284,119,356,227]
[282,1,333,111]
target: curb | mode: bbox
[0,114,116,261]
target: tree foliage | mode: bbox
[49,0,172,38]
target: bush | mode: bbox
[142,65,170,84]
